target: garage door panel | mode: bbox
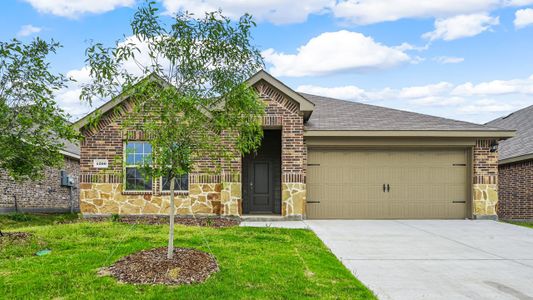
[307,149,468,219]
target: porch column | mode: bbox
[472,139,499,220]
[281,113,307,218]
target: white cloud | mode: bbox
[23,0,134,18]
[161,0,533,25]
[452,75,533,96]
[55,67,95,118]
[57,36,161,120]
[434,56,465,64]
[297,82,458,103]
[296,74,533,122]
[422,14,499,41]
[457,99,517,114]
[331,0,532,25]
[17,24,42,37]
[161,0,333,24]
[409,96,465,106]
[297,85,367,101]
[263,30,410,77]
[514,8,533,28]
[394,42,430,52]
[398,82,454,99]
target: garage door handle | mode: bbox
[387,184,390,192]
[383,184,386,192]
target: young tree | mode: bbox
[0,38,79,181]
[81,1,264,259]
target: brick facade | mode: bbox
[0,156,80,213]
[77,78,501,220]
[498,159,533,220]
[79,80,307,217]
[472,139,499,219]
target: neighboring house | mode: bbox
[74,70,513,220]
[0,140,80,213]
[487,105,533,220]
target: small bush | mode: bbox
[111,214,121,222]
[7,213,33,222]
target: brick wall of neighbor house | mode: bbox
[498,160,533,220]
[79,81,307,218]
[472,139,499,219]
[0,156,80,213]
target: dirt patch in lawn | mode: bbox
[102,247,219,285]
[89,215,240,228]
[0,232,33,245]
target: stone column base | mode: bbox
[473,183,498,218]
[473,214,498,220]
[282,183,306,217]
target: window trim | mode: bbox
[123,141,153,193]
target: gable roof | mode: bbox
[302,93,514,138]
[247,70,314,120]
[74,70,315,130]
[73,73,168,131]
[486,104,533,164]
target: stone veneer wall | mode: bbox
[80,182,220,215]
[472,139,499,219]
[0,156,80,213]
[498,159,533,220]
[78,97,242,217]
[79,80,308,218]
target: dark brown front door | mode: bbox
[247,161,274,213]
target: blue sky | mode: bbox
[3,0,533,124]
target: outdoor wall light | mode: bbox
[490,142,498,152]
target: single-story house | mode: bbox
[487,105,533,220]
[0,140,80,213]
[74,70,514,220]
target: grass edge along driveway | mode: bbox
[0,214,375,299]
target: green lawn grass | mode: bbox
[0,212,79,229]
[0,214,375,299]
[506,221,533,229]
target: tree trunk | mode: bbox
[167,177,175,259]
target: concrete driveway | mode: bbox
[305,220,533,300]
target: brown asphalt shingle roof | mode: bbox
[486,104,533,161]
[301,93,505,131]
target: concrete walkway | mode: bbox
[240,220,308,229]
[306,220,533,300]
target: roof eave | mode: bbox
[72,73,169,131]
[499,153,533,165]
[59,150,80,160]
[304,130,516,138]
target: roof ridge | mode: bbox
[486,103,533,125]
[298,92,501,130]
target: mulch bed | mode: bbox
[88,215,240,228]
[101,247,219,285]
[0,232,33,245]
